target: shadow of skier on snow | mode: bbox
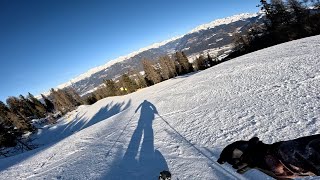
[106,100,168,179]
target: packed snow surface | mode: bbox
[1,36,320,179]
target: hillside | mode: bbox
[0,35,319,179]
[56,13,263,96]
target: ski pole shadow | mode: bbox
[105,100,168,180]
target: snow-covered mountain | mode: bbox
[1,35,319,179]
[56,13,263,95]
[55,36,183,90]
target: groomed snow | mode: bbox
[1,35,320,180]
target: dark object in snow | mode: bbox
[218,135,320,179]
[159,170,171,180]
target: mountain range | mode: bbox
[55,12,264,96]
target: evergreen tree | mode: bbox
[104,79,119,96]
[65,88,83,106]
[262,0,293,41]
[19,94,43,118]
[165,55,177,78]
[175,52,192,74]
[50,88,80,114]
[159,56,170,80]
[0,116,18,148]
[119,74,138,93]
[41,94,55,113]
[182,51,194,72]
[142,58,162,85]
[28,93,46,117]
[175,60,183,75]
[192,58,199,71]
[288,0,310,36]
[207,53,216,67]
[93,88,107,100]
[0,101,21,148]
[49,89,63,113]
[50,88,65,113]
[131,70,147,89]
[194,55,207,70]
[6,96,28,121]
[228,0,320,60]
[1,100,33,132]
[84,95,98,105]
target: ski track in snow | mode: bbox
[1,35,320,179]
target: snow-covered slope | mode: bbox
[1,35,319,180]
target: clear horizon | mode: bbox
[0,0,259,102]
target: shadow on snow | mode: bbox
[61,100,131,135]
[0,100,131,173]
[104,100,168,180]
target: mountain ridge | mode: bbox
[45,12,263,96]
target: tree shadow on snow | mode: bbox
[0,100,131,173]
[61,100,131,135]
[104,100,168,180]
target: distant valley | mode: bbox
[56,13,264,96]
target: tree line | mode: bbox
[1,50,221,154]
[227,0,320,59]
[0,88,83,154]
[84,51,221,105]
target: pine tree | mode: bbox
[120,74,138,93]
[1,100,33,132]
[175,52,192,74]
[28,93,46,117]
[104,79,118,96]
[60,89,80,110]
[0,102,33,150]
[131,70,147,89]
[182,51,194,72]
[84,94,98,105]
[262,0,292,41]
[165,55,177,78]
[65,88,83,106]
[194,55,207,71]
[0,101,21,148]
[50,88,79,114]
[207,53,216,67]
[6,96,28,121]
[93,88,107,100]
[50,88,64,113]
[0,116,18,148]
[159,56,170,80]
[200,55,208,70]
[288,0,310,36]
[41,94,55,113]
[20,94,43,118]
[142,58,162,85]
[175,60,183,75]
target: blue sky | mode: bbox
[0,0,259,101]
